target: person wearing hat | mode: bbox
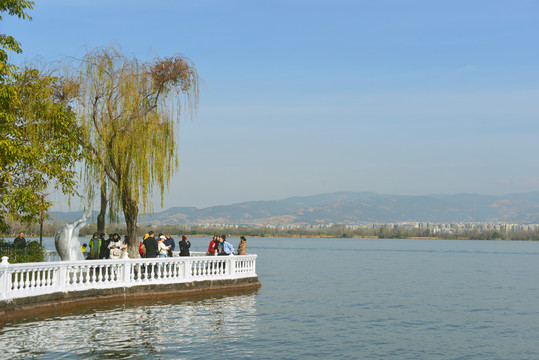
[179,235,191,257]
[157,235,171,258]
[237,236,247,255]
[108,233,123,259]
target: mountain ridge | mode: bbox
[51,191,539,225]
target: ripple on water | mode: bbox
[3,238,539,359]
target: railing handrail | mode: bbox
[0,254,258,301]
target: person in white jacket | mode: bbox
[108,233,123,259]
[157,235,171,258]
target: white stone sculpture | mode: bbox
[54,210,91,261]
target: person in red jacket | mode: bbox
[139,235,147,257]
[207,235,219,255]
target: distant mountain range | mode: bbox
[50,191,539,225]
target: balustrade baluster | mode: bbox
[162,262,167,279]
[29,270,34,288]
[146,262,153,281]
[140,263,145,282]
[100,265,105,282]
[11,271,17,290]
[23,270,29,289]
[146,263,151,281]
[112,265,117,282]
[84,266,88,284]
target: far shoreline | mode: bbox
[4,234,535,242]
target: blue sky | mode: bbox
[3,0,539,210]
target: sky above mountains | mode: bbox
[5,0,539,210]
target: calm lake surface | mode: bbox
[2,237,539,359]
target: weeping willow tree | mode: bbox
[75,46,198,257]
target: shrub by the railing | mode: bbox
[0,239,44,263]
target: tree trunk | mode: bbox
[121,191,139,258]
[97,181,107,234]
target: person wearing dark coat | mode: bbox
[143,231,158,258]
[164,233,175,257]
[179,235,191,257]
[13,232,26,249]
[99,233,109,259]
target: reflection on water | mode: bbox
[0,291,258,359]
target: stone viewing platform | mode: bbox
[0,252,260,321]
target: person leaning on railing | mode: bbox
[219,235,235,255]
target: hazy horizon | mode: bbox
[49,189,539,213]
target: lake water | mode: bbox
[1,237,539,359]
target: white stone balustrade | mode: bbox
[0,254,257,301]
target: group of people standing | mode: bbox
[139,232,191,258]
[207,235,247,256]
[87,233,128,259]
[84,232,247,259]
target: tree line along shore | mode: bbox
[3,222,539,241]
